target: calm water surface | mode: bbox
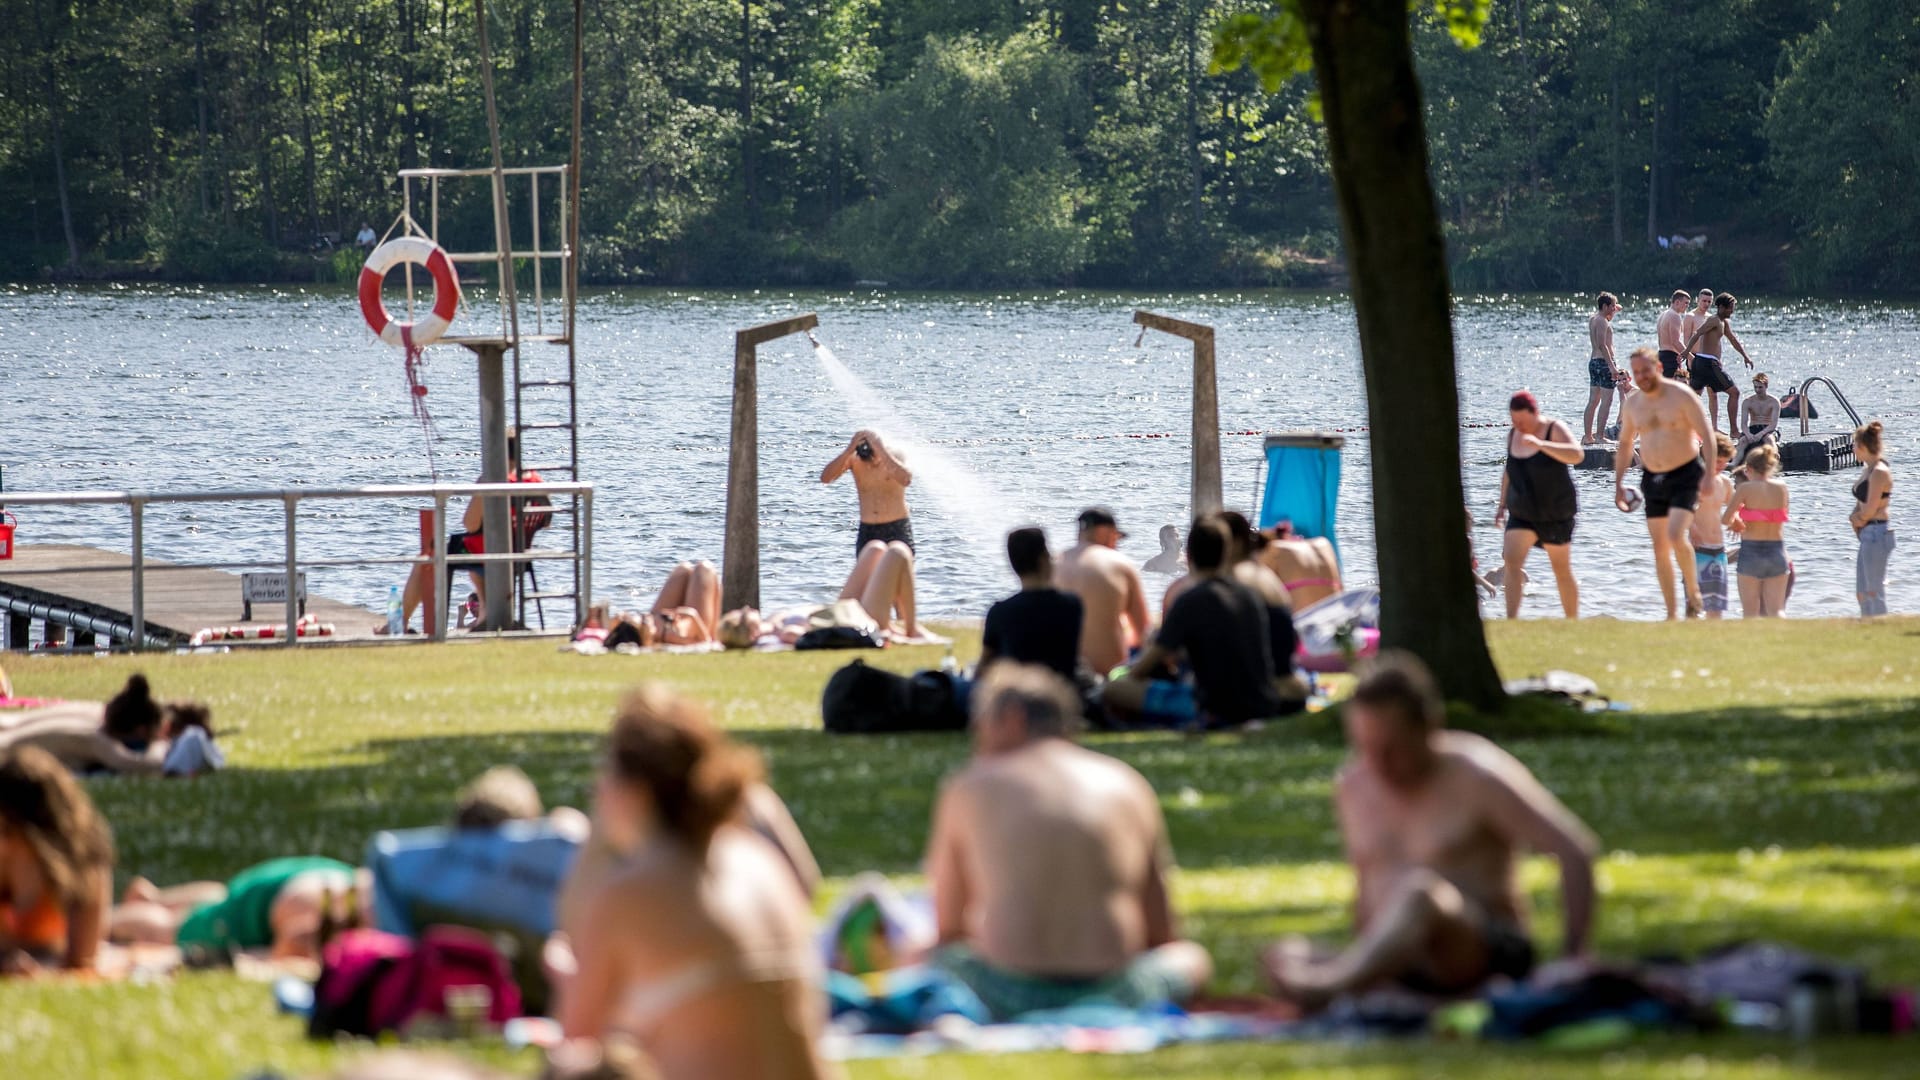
[2,284,1914,621]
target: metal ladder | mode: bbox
[511,336,582,628]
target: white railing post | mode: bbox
[578,486,593,625]
[283,493,300,646]
[130,498,145,650]
[432,492,450,643]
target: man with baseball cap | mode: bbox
[1054,507,1150,677]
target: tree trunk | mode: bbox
[398,0,419,171]
[1645,71,1659,246]
[194,2,214,215]
[739,0,757,229]
[1184,0,1203,233]
[1611,68,1623,250]
[1298,0,1505,709]
[32,0,81,268]
[297,0,322,238]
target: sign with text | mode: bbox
[241,571,308,620]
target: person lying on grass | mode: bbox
[1264,651,1600,1008]
[0,674,222,778]
[922,662,1213,1020]
[111,856,368,964]
[549,683,833,1080]
[0,746,114,976]
[579,561,725,648]
[707,541,938,650]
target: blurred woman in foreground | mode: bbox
[554,684,832,1080]
[0,747,114,974]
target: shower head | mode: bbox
[806,330,822,349]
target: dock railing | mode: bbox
[0,481,592,650]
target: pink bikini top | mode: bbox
[1738,507,1789,524]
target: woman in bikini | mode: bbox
[0,746,114,975]
[1257,525,1343,611]
[1722,443,1791,618]
[1849,420,1895,616]
[553,684,830,1079]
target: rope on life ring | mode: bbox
[358,236,461,347]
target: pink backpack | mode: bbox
[309,926,522,1038]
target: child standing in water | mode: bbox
[1691,433,1736,620]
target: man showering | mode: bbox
[821,429,915,559]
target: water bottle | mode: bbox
[386,585,405,636]
[940,646,958,677]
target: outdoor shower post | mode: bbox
[1133,311,1223,517]
[473,343,514,631]
[723,312,821,613]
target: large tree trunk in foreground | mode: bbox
[1299,0,1505,709]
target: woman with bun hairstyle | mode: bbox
[552,684,830,1079]
[1850,420,1895,616]
[0,675,219,778]
[0,746,114,974]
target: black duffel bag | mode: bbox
[822,660,966,734]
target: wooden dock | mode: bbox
[0,544,376,650]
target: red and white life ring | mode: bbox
[359,236,461,347]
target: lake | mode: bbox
[3,284,1913,623]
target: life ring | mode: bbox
[359,236,461,347]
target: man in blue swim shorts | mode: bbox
[1583,292,1622,446]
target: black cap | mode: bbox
[1077,507,1126,539]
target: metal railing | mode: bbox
[0,482,592,650]
[1798,376,1864,437]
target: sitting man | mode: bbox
[979,527,1083,682]
[1104,517,1287,728]
[1264,652,1600,1006]
[924,662,1211,1020]
[1054,508,1151,677]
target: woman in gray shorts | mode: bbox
[1721,444,1791,618]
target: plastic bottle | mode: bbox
[939,646,958,677]
[386,585,405,636]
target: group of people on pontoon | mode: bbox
[1497,291,1896,621]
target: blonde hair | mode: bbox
[1713,432,1736,461]
[1746,443,1781,477]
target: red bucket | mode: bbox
[0,511,14,560]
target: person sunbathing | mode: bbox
[0,675,220,778]
[111,856,367,963]
[1257,522,1342,610]
[706,544,933,650]
[1263,652,1599,1007]
[552,684,830,1080]
[923,662,1212,1020]
[0,746,115,975]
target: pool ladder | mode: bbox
[1781,377,1865,473]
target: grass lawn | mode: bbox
[2,617,1918,1078]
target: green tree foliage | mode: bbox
[1766,0,1920,292]
[831,31,1090,286]
[0,0,1905,291]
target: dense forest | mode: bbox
[0,0,1913,291]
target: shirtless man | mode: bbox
[1656,289,1690,379]
[1055,508,1151,676]
[1582,292,1622,445]
[924,662,1212,1020]
[1680,293,1755,435]
[1691,433,1736,620]
[1264,653,1598,1006]
[1733,373,1782,469]
[820,428,914,559]
[1683,288,1714,346]
[1614,347,1717,619]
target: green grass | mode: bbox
[2,618,1918,1078]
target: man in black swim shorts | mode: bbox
[822,429,916,559]
[1681,293,1756,435]
[1614,347,1718,619]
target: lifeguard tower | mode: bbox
[359,1,588,632]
